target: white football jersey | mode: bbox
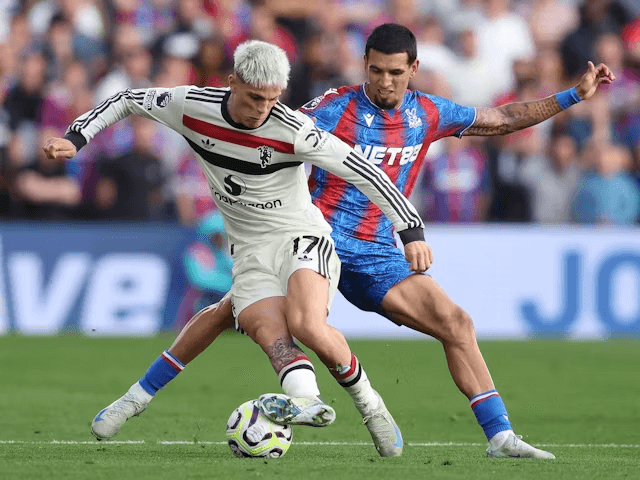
[66,86,423,246]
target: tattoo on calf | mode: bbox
[267,337,305,373]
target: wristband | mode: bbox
[398,227,424,245]
[63,131,88,152]
[555,87,582,110]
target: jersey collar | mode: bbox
[361,83,406,114]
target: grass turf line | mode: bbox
[0,334,639,479]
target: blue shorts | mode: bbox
[333,232,413,318]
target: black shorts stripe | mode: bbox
[279,363,315,385]
[339,364,363,388]
[320,236,332,277]
[316,237,326,277]
[184,136,302,175]
[324,242,334,279]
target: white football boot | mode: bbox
[355,390,403,457]
[258,393,336,427]
[486,430,555,459]
[91,382,153,440]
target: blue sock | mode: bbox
[470,390,512,441]
[138,350,185,396]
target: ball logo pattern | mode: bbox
[225,400,293,458]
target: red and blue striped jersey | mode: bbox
[300,85,476,245]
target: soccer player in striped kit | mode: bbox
[72,24,614,459]
[43,39,434,456]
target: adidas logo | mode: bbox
[201,138,215,149]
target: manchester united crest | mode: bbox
[257,145,274,168]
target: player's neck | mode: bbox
[226,94,243,125]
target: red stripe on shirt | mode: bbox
[183,115,295,154]
[311,97,359,221]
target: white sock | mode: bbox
[279,357,321,398]
[335,355,379,413]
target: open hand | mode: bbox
[576,61,615,100]
[42,138,77,160]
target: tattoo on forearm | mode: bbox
[465,96,563,136]
[267,337,305,373]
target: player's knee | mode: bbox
[287,320,314,345]
[287,314,328,350]
[439,306,475,344]
[287,303,319,332]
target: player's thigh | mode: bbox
[381,274,462,339]
[336,236,412,316]
[281,233,340,325]
[237,296,290,349]
[231,240,284,321]
[287,269,331,330]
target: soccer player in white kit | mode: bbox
[43,40,432,456]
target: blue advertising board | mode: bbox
[0,222,194,335]
[1,223,639,338]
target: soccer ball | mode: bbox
[226,399,293,458]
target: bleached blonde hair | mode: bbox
[233,40,290,90]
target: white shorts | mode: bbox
[229,232,341,322]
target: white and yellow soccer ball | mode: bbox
[226,399,293,458]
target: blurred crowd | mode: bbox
[0,0,639,226]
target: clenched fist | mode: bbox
[42,138,77,160]
[404,241,433,273]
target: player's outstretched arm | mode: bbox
[464,61,615,136]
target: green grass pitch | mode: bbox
[1,333,639,479]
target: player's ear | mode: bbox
[228,74,236,92]
[409,60,419,79]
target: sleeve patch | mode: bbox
[301,95,324,111]
[304,124,329,150]
[300,88,339,111]
[156,91,173,108]
[143,89,157,111]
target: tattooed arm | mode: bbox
[463,61,615,136]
